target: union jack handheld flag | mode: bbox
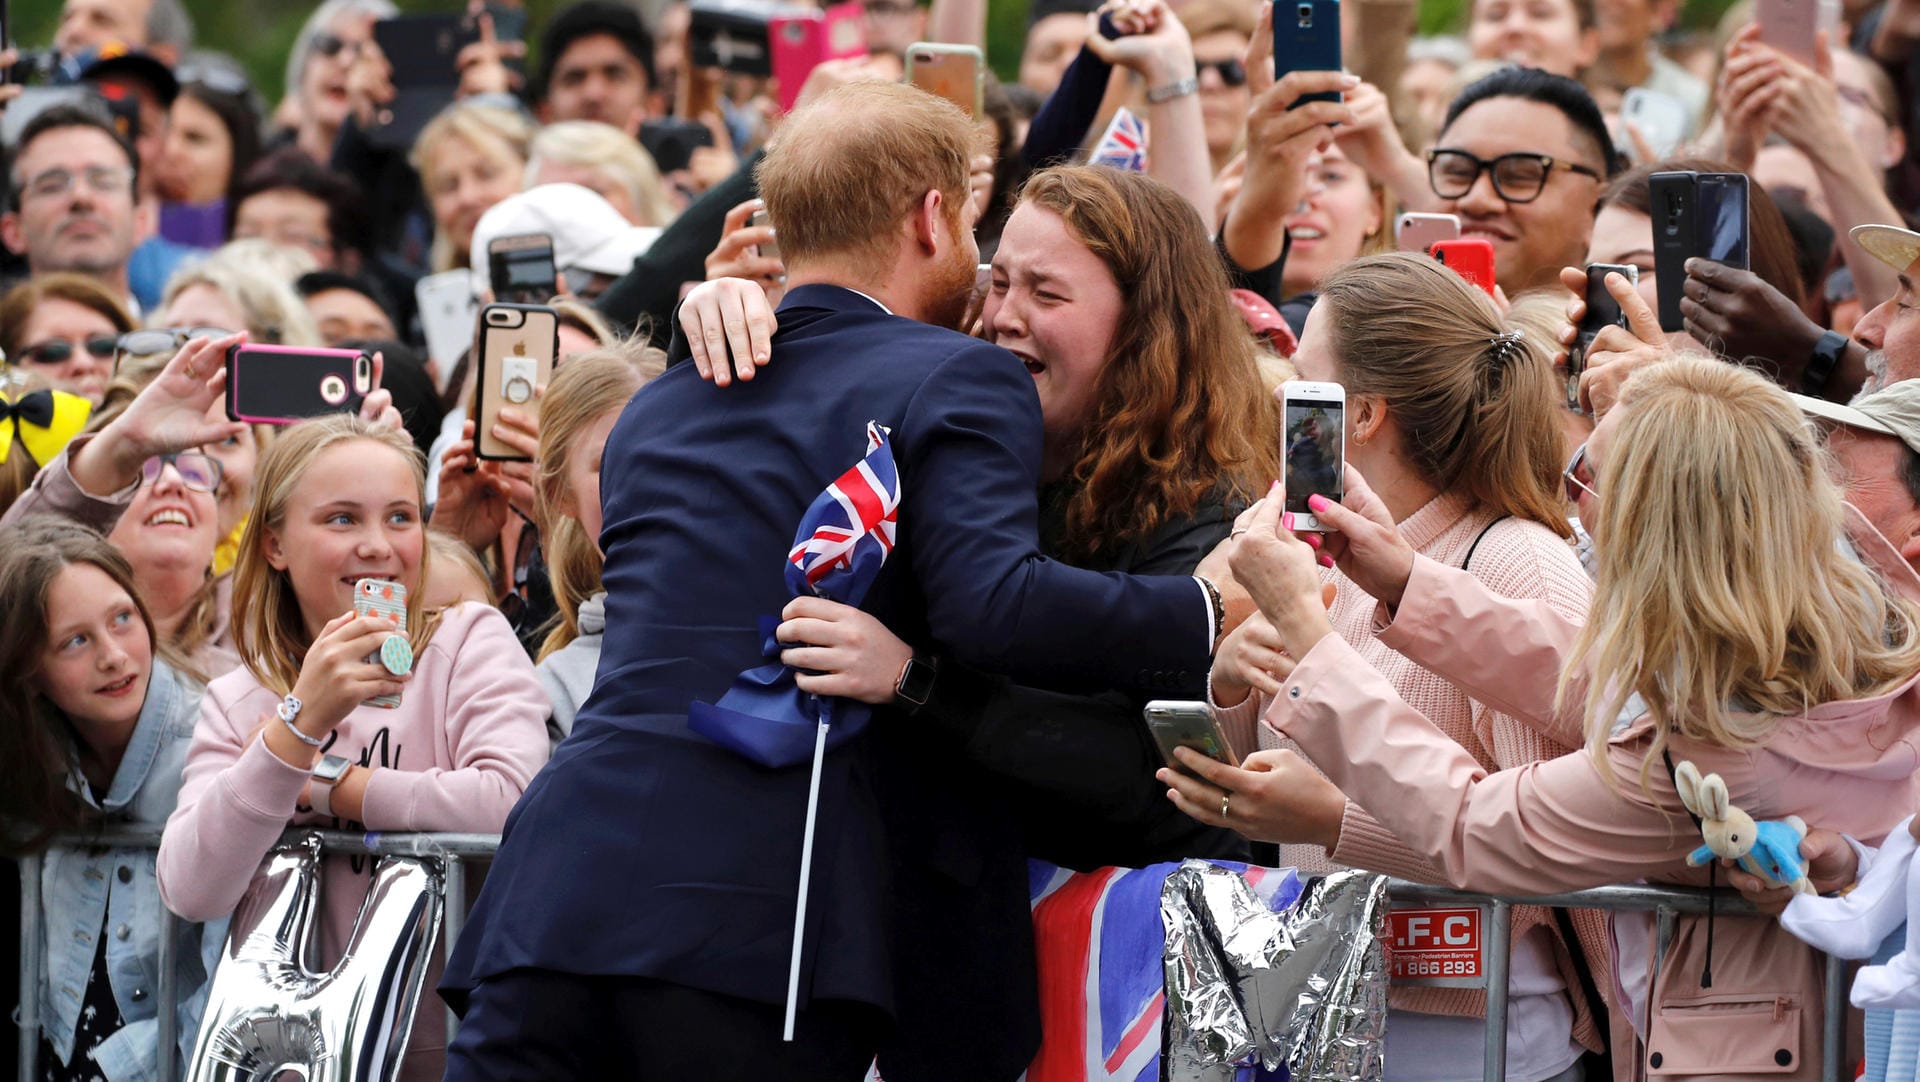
[1091,108,1149,172]
[787,421,900,595]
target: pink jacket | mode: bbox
[1268,505,1920,1080]
[156,602,550,1081]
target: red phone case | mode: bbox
[1430,239,1497,298]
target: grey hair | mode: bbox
[146,0,194,51]
[283,0,400,105]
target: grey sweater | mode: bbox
[536,592,605,748]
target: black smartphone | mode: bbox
[488,233,558,306]
[640,117,715,173]
[1650,171,1695,333]
[1696,172,1750,271]
[227,345,374,424]
[368,14,480,150]
[1273,0,1343,109]
[1570,263,1639,409]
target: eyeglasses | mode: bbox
[119,326,232,357]
[17,336,120,366]
[176,64,254,98]
[862,0,919,15]
[140,452,223,493]
[1562,443,1599,504]
[310,32,365,60]
[1426,148,1602,204]
[22,166,135,202]
[1197,58,1247,87]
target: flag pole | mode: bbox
[783,718,832,1041]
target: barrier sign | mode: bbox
[1387,905,1483,986]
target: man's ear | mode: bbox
[1898,517,1920,567]
[911,188,944,256]
[0,211,22,256]
[1574,27,1601,70]
[134,195,158,244]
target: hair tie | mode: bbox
[1486,330,1524,367]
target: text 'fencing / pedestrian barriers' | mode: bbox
[15,826,1850,1082]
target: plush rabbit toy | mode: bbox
[1674,760,1815,895]
[1781,814,1920,1010]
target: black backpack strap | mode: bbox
[1459,515,1510,572]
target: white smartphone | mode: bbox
[1619,87,1689,161]
[1394,212,1460,253]
[1143,701,1238,778]
[415,269,478,392]
[1282,380,1346,532]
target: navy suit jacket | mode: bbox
[443,285,1211,1079]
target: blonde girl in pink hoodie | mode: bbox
[156,414,550,1082]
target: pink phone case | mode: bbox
[226,344,373,425]
[770,1,867,112]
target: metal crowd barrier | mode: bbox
[15,828,1849,1082]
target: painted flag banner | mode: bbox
[689,421,901,768]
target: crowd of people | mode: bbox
[5,0,1920,1077]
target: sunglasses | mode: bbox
[1562,443,1599,504]
[119,326,233,357]
[311,32,364,60]
[1197,58,1247,87]
[141,452,223,494]
[16,336,120,366]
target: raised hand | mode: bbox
[68,333,250,496]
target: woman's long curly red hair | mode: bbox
[1018,167,1279,559]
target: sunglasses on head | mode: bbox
[16,337,120,366]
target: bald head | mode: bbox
[755,81,978,268]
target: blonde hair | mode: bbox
[1573,357,1920,783]
[1177,0,1257,39]
[527,120,677,227]
[160,249,322,347]
[533,342,664,661]
[428,530,495,607]
[411,103,537,273]
[1316,253,1572,537]
[231,415,442,695]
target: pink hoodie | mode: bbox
[157,602,550,1081]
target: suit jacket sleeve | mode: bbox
[894,341,1212,693]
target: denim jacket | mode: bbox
[37,660,227,1082]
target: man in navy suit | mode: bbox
[441,82,1227,1080]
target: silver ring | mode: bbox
[1221,792,1232,818]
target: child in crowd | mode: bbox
[155,414,549,1082]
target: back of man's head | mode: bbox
[756,82,976,269]
[6,103,140,213]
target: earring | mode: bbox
[1353,433,1369,447]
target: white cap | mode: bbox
[468,183,661,286]
[1792,379,1920,457]
[1852,224,1920,275]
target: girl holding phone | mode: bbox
[156,414,549,1082]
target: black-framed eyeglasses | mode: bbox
[140,452,223,494]
[17,336,120,366]
[1562,442,1599,504]
[1197,58,1247,87]
[1427,148,1603,204]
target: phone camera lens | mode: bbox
[1297,3,1313,23]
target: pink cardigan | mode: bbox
[1268,505,1920,1080]
[156,602,550,1081]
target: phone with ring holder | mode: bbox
[473,303,559,461]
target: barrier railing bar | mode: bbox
[442,856,466,1042]
[156,905,179,1082]
[1479,899,1512,1082]
[1388,880,1762,917]
[19,851,43,1082]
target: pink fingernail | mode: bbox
[1281,511,1295,530]
[1307,495,1329,511]
[1269,480,1282,492]
[1319,554,1336,568]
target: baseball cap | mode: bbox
[1792,379,1920,457]
[468,183,661,290]
[80,45,181,107]
[1852,224,1920,275]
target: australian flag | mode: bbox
[1091,108,1149,172]
[689,421,901,768]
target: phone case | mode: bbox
[1274,0,1343,108]
[474,304,559,461]
[1395,213,1460,253]
[750,209,782,262]
[1143,702,1237,777]
[354,579,407,710]
[1756,0,1821,63]
[415,270,478,384]
[368,16,479,150]
[1696,172,1750,271]
[1619,88,1688,161]
[906,42,985,117]
[1282,381,1345,530]
[1571,263,1639,407]
[227,345,372,424]
[488,233,558,305]
[1430,238,1496,296]
[1650,171,1696,332]
[770,1,867,111]
[638,117,715,174]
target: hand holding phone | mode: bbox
[1571,263,1638,409]
[906,42,984,117]
[1144,701,1239,778]
[1430,238,1497,297]
[1273,0,1343,108]
[227,345,375,424]
[353,579,408,709]
[1282,381,1345,531]
[475,304,559,460]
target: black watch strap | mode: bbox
[1803,330,1848,397]
[894,655,939,711]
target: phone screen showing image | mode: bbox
[1284,401,1343,514]
[1698,174,1750,270]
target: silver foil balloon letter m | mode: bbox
[187,835,444,1082]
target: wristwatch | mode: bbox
[309,755,352,818]
[1803,329,1848,396]
[893,655,940,712]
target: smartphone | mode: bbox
[1570,263,1639,409]
[1395,212,1460,253]
[1274,0,1343,109]
[1144,701,1238,778]
[1431,238,1497,297]
[1696,172,1750,270]
[353,579,407,709]
[368,14,479,149]
[1756,0,1822,63]
[906,42,985,118]
[769,1,866,112]
[639,117,716,174]
[1281,380,1345,531]
[488,233,558,306]
[742,210,780,268]
[1619,87,1688,161]
[1650,170,1696,332]
[415,269,478,390]
[474,303,558,461]
[226,344,374,424]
